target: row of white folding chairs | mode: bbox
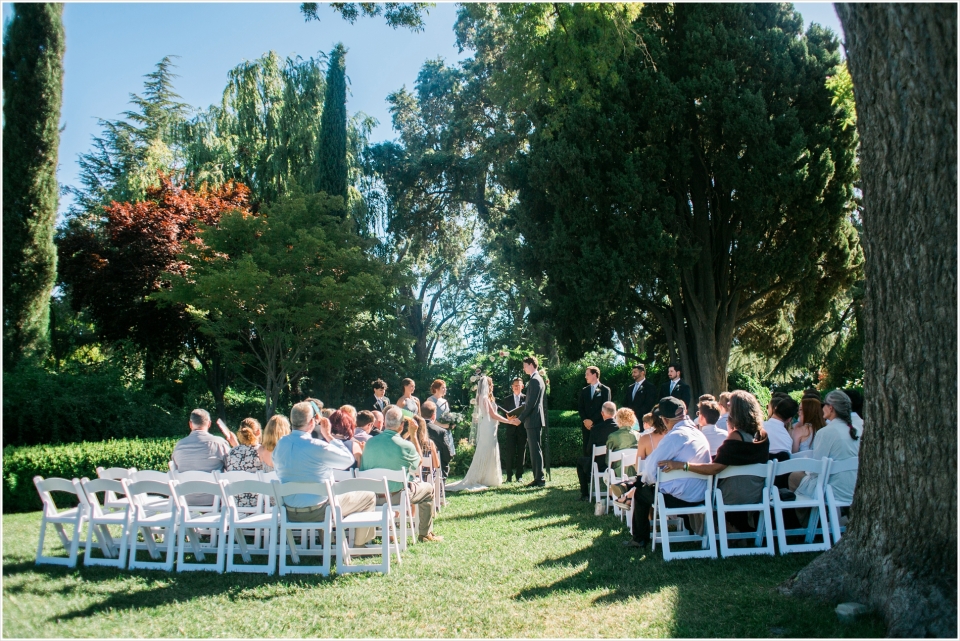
[34,467,418,575]
[627,456,857,561]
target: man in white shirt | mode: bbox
[622,397,712,549]
[696,400,728,456]
[764,396,797,456]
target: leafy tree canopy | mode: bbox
[301,2,433,32]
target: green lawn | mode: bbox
[2,468,884,638]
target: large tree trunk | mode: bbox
[780,5,957,636]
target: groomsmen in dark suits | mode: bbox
[659,363,692,409]
[623,364,658,419]
[368,378,390,413]
[499,378,527,483]
[578,366,612,456]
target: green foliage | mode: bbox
[2,364,185,448]
[2,3,65,369]
[301,2,432,31]
[315,44,349,203]
[727,371,772,413]
[3,437,180,513]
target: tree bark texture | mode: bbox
[781,5,957,636]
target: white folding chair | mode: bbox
[33,476,87,568]
[651,468,717,561]
[606,449,637,517]
[770,457,832,554]
[95,467,137,511]
[258,470,279,483]
[589,445,608,505]
[78,477,131,568]
[122,478,178,571]
[169,470,220,516]
[327,478,400,575]
[220,479,278,574]
[128,470,174,513]
[272,481,333,576]
[714,462,775,557]
[356,467,414,549]
[171,480,226,572]
[214,470,265,544]
[421,456,442,513]
[332,469,355,481]
[824,457,858,545]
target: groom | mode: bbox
[509,356,546,487]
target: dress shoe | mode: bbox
[418,533,444,543]
[526,480,546,488]
[505,476,513,483]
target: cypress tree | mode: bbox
[315,43,348,204]
[3,4,66,369]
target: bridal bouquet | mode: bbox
[439,410,464,425]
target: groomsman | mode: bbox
[622,364,657,419]
[500,378,527,483]
[368,379,390,413]
[578,366,611,456]
[659,362,692,409]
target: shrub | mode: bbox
[3,437,181,513]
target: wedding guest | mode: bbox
[699,394,716,403]
[659,363,692,409]
[399,417,421,455]
[171,409,229,475]
[764,395,796,458]
[397,378,421,415]
[791,397,825,453]
[339,405,357,421]
[329,409,362,469]
[225,421,265,506]
[360,406,442,542]
[802,387,822,401]
[354,410,376,443]
[716,392,732,433]
[273,402,375,544]
[789,390,861,504]
[607,408,641,477]
[371,410,385,435]
[369,379,390,413]
[843,388,865,433]
[697,400,728,456]
[414,415,442,477]
[577,401,619,500]
[321,408,334,419]
[426,380,452,428]
[638,408,668,460]
[260,415,291,471]
[578,366,612,456]
[422,401,452,478]
[623,364,657,418]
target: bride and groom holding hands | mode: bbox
[446,356,547,492]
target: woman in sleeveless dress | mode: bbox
[446,376,510,492]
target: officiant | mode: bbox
[499,378,528,483]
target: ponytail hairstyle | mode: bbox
[824,389,858,440]
[727,390,767,442]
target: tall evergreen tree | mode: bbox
[315,44,348,203]
[2,3,66,369]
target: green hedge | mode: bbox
[3,437,181,513]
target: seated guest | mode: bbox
[697,400,727,456]
[360,406,442,542]
[422,401,452,479]
[322,408,335,419]
[607,408,641,477]
[577,402,620,501]
[369,379,390,413]
[414,416,442,478]
[329,409,362,470]
[272,402,376,545]
[791,397,825,453]
[260,415,290,472]
[339,405,358,421]
[225,421,265,506]
[619,397,711,549]
[699,394,716,403]
[354,410,376,443]
[171,409,229,474]
[304,397,324,416]
[764,396,797,459]
[789,390,861,504]
[640,412,655,434]
[659,390,770,534]
[638,408,668,460]
[802,387,822,401]
[371,410,385,435]
[842,388,865,433]
[716,392,732,433]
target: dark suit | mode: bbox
[499,393,527,481]
[576,417,619,497]
[659,379,692,410]
[623,379,658,419]
[426,420,452,478]
[516,373,546,484]
[369,394,390,413]
[578,382,612,456]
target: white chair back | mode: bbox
[332,469,355,481]
[589,445,608,505]
[121,478,178,571]
[824,456,859,545]
[652,468,717,561]
[714,462,775,557]
[214,470,260,484]
[130,470,170,483]
[271,480,333,577]
[171,470,216,482]
[33,476,87,567]
[326,477,398,575]
[78,477,131,568]
[770,457,832,554]
[219,479,279,575]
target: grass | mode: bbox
[2,468,885,638]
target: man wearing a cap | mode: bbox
[619,396,711,549]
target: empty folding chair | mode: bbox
[215,470,265,543]
[327,477,400,575]
[651,468,717,561]
[33,476,87,568]
[122,478,179,571]
[824,457,859,545]
[78,477,131,568]
[356,467,414,549]
[129,470,174,513]
[272,481,333,576]
[714,462,775,557]
[220,479,278,574]
[95,467,137,511]
[587,445,608,505]
[769,457,832,554]
[171,480,227,572]
[606,449,637,517]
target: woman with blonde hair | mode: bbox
[414,415,441,474]
[260,414,291,471]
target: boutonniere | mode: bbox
[593,388,601,398]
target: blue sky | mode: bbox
[1,2,845,216]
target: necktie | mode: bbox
[633,382,639,399]
[670,380,677,393]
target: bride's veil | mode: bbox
[470,376,491,444]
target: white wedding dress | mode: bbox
[446,378,502,492]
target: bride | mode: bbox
[446,376,511,492]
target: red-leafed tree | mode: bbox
[57,175,252,418]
